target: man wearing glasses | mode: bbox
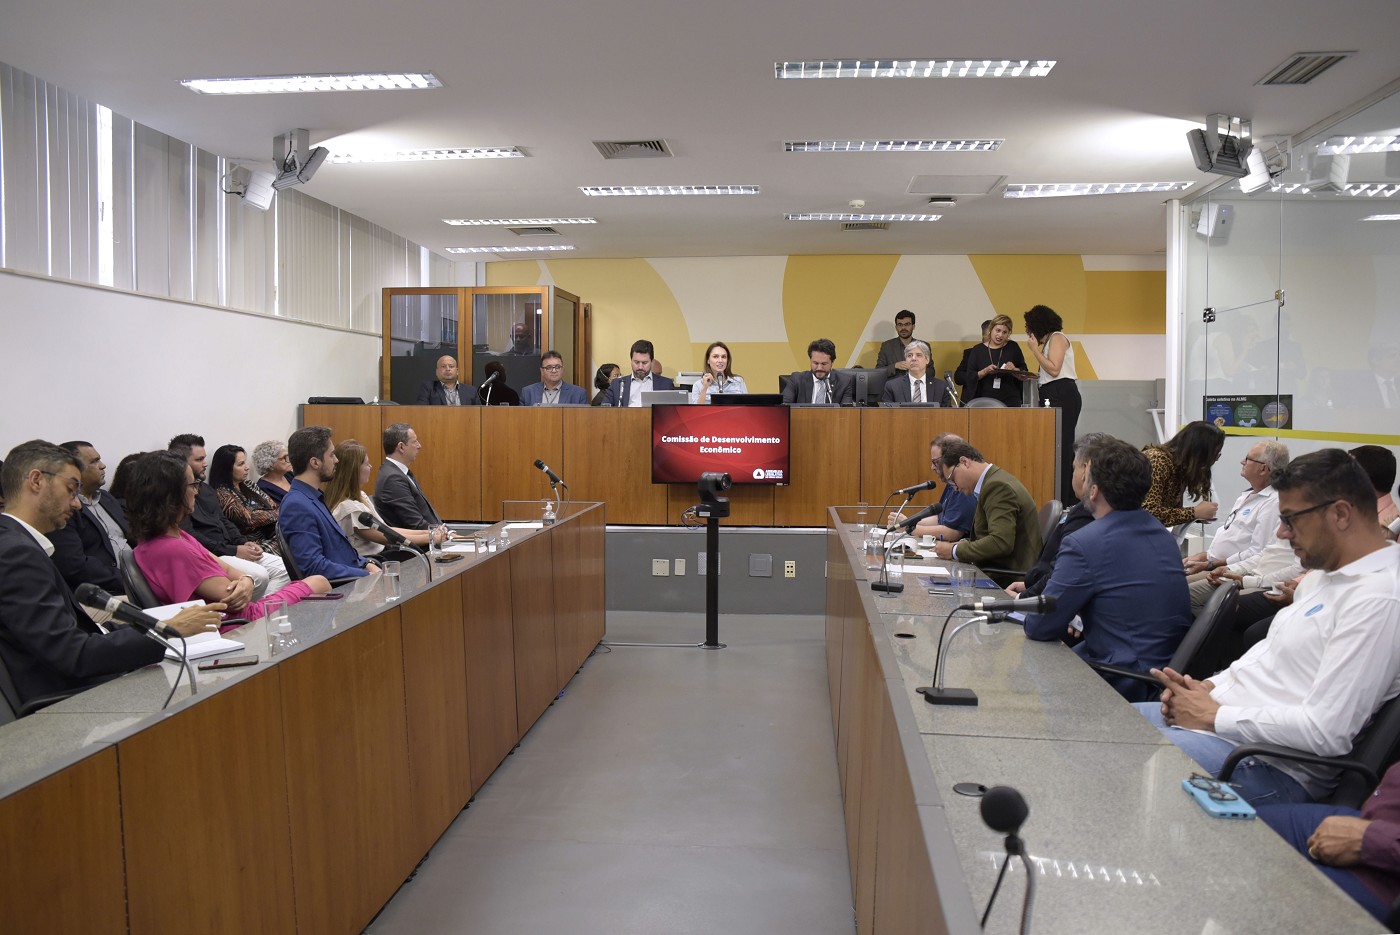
[926,438,1042,586]
[520,351,588,406]
[1184,441,1289,611]
[895,433,975,544]
[1138,449,1400,805]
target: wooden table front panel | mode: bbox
[562,408,667,525]
[392,405,483,521]
[0,747,126,935]
[399,573,473,856]
[509,533,559,734]
[279,609,416,935]
[481,408,564,521]
[461,554,521,794]
[968,407,1056,506]
[858,409,970,509]
[119,670,295,935]
[304,405,387,491]
[775,408,862,526]
[552,507,606,680]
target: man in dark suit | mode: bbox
[1023,438,1192,701]
[519,350,590,406]
[603,339,676,407]
[880,341,950,406]
[875,309,917,377]
[416,354,482,406]
[48,441,123,593]
[781,338,855,405]
[373,422,449,542]
[0,440,222,710]
[928,439,1042,585]
[1008,432,1108,598]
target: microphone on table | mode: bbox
[533,459,568,489]
[944,371,961,408]
[481,370,499,388]
[979,785,1036,935]
[75,583,183,639]
[896,501,943,533]
[357,512,409,546]
[893,478,939,496]
[957,594,1057,614]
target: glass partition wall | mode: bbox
[1177,84,1400,500]
[381,286,584,404]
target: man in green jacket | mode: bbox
[928,439,1043,586]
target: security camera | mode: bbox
[698,472,732,505]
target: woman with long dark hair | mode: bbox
[1142,421,1224,527]
[688,341,748,404]
[1024,304,1082,503]
[209,444,279,550]
[127,452,329,619]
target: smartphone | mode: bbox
[198,654,259,671]
[301,593,345,601]
[435,553,465,563]
[1182,778,1256,819]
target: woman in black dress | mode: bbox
[959,314,1027,406]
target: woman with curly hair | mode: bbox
[1024,304,1082,503]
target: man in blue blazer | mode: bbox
[520,351,590,406]
[1023,437,1191,702]
[279,427,378,580]
[781,338,855,405]
[603,339,675,407]
[880,342,950,406]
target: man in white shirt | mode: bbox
[1137,448,1400,805]
[1185,440,1288,609]
[602,339,676,407]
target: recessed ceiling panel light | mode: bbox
[1317,134,1400,155]
[443,217,597,226]
[181,72,443,94]
[579,185,759,196]
[1003,181,1194,198]
[785,139,1002,153]
[1362,214,1400,221]
[785,213,941,221]
[1341,183,1400,197]
[329,147,523,164]
[775,59,1055,79]
[445,245,577,254]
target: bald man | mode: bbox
[416,355,481,406]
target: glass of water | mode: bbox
[855,502,870,532]
[382,560,402,601]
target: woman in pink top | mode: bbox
[127,452,330,619]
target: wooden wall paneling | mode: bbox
[399,574,473,856]
[279,609,416,935]
[967,407,1057,506]
[118,671,295,935]
[0,748,126,935]
[774,408,862,526]
[303,404,386,491]
[859,409,970,508]
[481,408,564,522]
[666,481,775,526]
[509,533,559,733]
[551,507,605,681]
[562,408,667,525]
[461,554,521,793]
[393,405,483,521]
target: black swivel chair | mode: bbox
[0,656,80,723]
[275,526,364,588]
[117,545,162,609]
[1087,583,1240,685]
[964,396,1007,408]
[980,500,1066,583]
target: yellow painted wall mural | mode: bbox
[487,254,1165,390]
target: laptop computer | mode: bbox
[641,390,690,406]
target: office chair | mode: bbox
[275,525,367,588]
[0,655,78,723]
[1087,583,1239,685]
[117,545,162,609]
[964,397,1007,408]
[1038,500,1064,542]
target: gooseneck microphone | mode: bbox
[74,583,182,639]
[481,370,499,387]
[533,459,567,488]
[357,512,409,546]
[979,785,1036,935]
[959,594,1057,614]
[896,501,943,533]
[893,478,939,496]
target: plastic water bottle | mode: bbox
[500,527,511,549]
[542,500,557,526]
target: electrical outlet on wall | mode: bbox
[652,558,670,577]
[784,560,796,578]
[674,558,686,576]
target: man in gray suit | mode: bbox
[782,338,854,405]
[373,422,448,546]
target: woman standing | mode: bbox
[1024,305,1082,504]
[252,440,294,505]
[210,444,279,551]
[1141,421,1224,527]
[961,314,1027,407]
[689,341,748,404]
[322,440,437,556]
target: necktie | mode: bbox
[814,379,826,405]
[913,379,923,403]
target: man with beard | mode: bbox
[278,426,379,580]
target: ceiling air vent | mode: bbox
[842,222,889,232]
[508,226,561,237]
[1257,51,1354,86]
[593,139,673,159]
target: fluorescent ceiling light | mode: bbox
[1362,214,1400,221]
[329,147,522,164]
[443,217,597,226]
[1317,134,1400,155]
[775,59,1055,79]
[1341,183,1400,197]
[785,139,1002,153]
[579,185,759,196]
[785,213,942,221]
[181,72,442,94]
[445,245,577,254]
[1004,181,1194,198]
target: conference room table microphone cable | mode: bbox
[357,514,433,582]
[918,595,1056,706]
[74,583,197,708]
[979,785,1036,935]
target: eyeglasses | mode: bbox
[1278,499,1339,531]
[40,470,81,498]
[541,364,563,371]
[1242,456,1267,466]
[1187,773,1239,802]
[187,481,202,490]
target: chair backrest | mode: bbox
[1037,500,1064,542]
[1170,583,1239,680]
[117,545,162,610]
[1329,694,1400,809]
[964,396,1007,408]
[0,655,23,725]
[275,525,304,580]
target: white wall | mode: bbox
[0,270,381,462]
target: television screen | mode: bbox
[652,404,791,485]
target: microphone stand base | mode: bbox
[870,581,905,594]
[918,686,979,706]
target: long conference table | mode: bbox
[0,503,604,935]
[824,508,1380,934]
[304,403,1058,527]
